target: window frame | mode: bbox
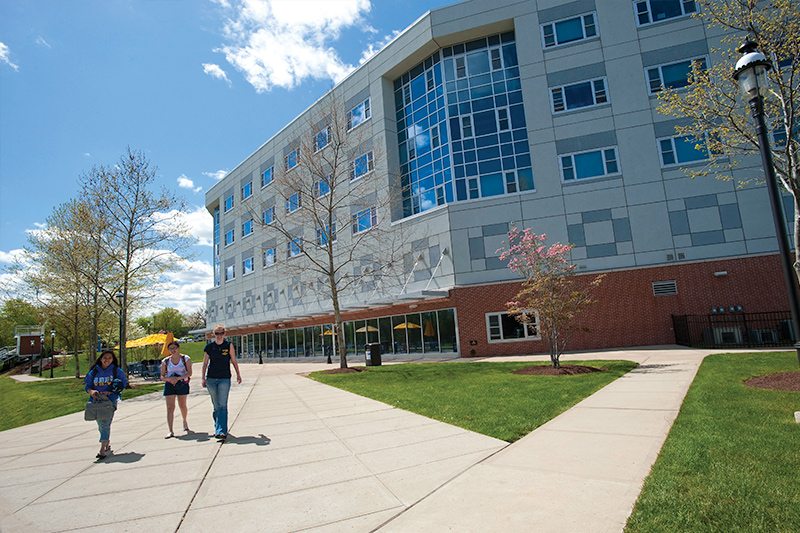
[242,218,254,238]
[241,181,252,201]
[262,205,276,225]
[541,11,598,49]
[560,146,620,182]
[284,148,300,171]
[242,256,254,276]
[263,247,276,267]
[224,194,234,213]
[225,264,235,282]
[486,310,540,343]
[657,133,716,167]
[315,175,332,198]
[315,125,330,153]
[286,191,302,214]
[224,229,235,247]
[349,151,374,181]
[634,0,697,27]
[646,56,708,94]
[261,166,274,188]
[347,98,371,131]
[352,206,378,234]
[550,77,608,113]
[316,223,337,246]
[287,238,303,259]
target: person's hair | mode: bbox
[168,341,180,348]
[93,350,119,371]
[213,324,226,334]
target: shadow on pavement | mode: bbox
[224,434,271,446]
[97,452,145,464]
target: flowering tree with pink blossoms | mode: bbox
[498,228,603,368]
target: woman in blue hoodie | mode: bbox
[85,350,128,459]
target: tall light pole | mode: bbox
[115,291,125,368]
[38,334,43,377]
[733,41,800,367]
[49,330,55,379]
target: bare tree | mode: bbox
[246,95,411,368]
[81,148,196,370]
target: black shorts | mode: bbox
[164,380,189,396]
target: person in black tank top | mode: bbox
[202,324,241,440]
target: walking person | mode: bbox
[85,350,128,459]
[202,324,242,440]
[161,340,192,438]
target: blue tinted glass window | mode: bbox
[574,151,605,179]
[674,135,707,162]
[563,81,594,109]
[554,17,584,44]
[480,173,504,197]
[474,111,497,135]
[467,51,490,75]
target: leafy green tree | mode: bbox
[153,307,187,337]
[0,299,40,348]
[80,148,195,370]
[498,229,603,368]
[656,0,800,282]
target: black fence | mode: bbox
[672,311,795,348]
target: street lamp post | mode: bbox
[115,292,125,367]
[733,41,800,367]
[49,330,56,379]
[38,334,43,377]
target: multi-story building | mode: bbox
[204,0,791,360]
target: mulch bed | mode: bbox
[318,367,369,375]
[744,371,800,391]
[512,364,606,376]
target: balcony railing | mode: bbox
[672,311,795,348]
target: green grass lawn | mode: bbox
[311,360,638,442]
[0,375,164,432]
[625,352,800,532]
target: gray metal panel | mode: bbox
[547,62,606,88]
[555,130,617,154]
[640,40,708,67]
[669,211,690,235]
[538,0,596,24]
[582,209,612,223]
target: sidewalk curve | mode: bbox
[0,346,739,532]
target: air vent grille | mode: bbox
[652,280,678,296]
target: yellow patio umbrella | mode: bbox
[355,325,379,333]
[115,333,168,349]
[320,329,337,336]
[423,321,436,337]
[393,322,421,329]
[160,332,175,357]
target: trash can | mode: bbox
[365,343,382,366]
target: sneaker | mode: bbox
[216,433,227,440]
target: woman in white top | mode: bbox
[161,341,193,438]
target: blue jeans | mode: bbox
[96,399,117,442]
[206,378,230,435]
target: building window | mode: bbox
[288,238,303,258]
[225,264,235,282]
[243,257,254,276]
[263,206,275,225]
[224,229,235,246]
[286,192,301,213]
[551,78,608,113]
[263,247,276,267]
[316,223,337,246]
[262,166,273,188]
[647,56,707,93]
[635,0,696,26]
[541,12,598,48]
[461,116,473,138]
[561,147,620,181]
[486,311,539,342]
[315,126,330,152]
[224,194,234,212]
[347,98,371,130]
[658,134,714,166]
[349,151,374,181]
[285,149,300,171]
[242,219,254,237]
[314,176,332,197]
[431,125,441,148]
[496,108,510,131]
[241,181,252,201]
[352,207,377,234]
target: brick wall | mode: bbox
[453,254,789,357]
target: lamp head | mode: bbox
[732,40,772,101]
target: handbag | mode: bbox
[84,394,116,421]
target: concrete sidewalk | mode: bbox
[0,346,725,532]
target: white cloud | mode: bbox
[0,249,26,265]
[139,256,212,316]
[177,174,203,193]
[203,169,228,181]
[35,37,51,49]
[359,30,400,64]
[0,42,19,71]
[202,62,232,86]
[215,0,371,92]
[182,206,214,247]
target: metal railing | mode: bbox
[672,311,795,348]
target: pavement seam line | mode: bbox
[175,366,262,532]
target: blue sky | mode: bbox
[0,0,453,317]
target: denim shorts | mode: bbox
[164,380,190,396]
